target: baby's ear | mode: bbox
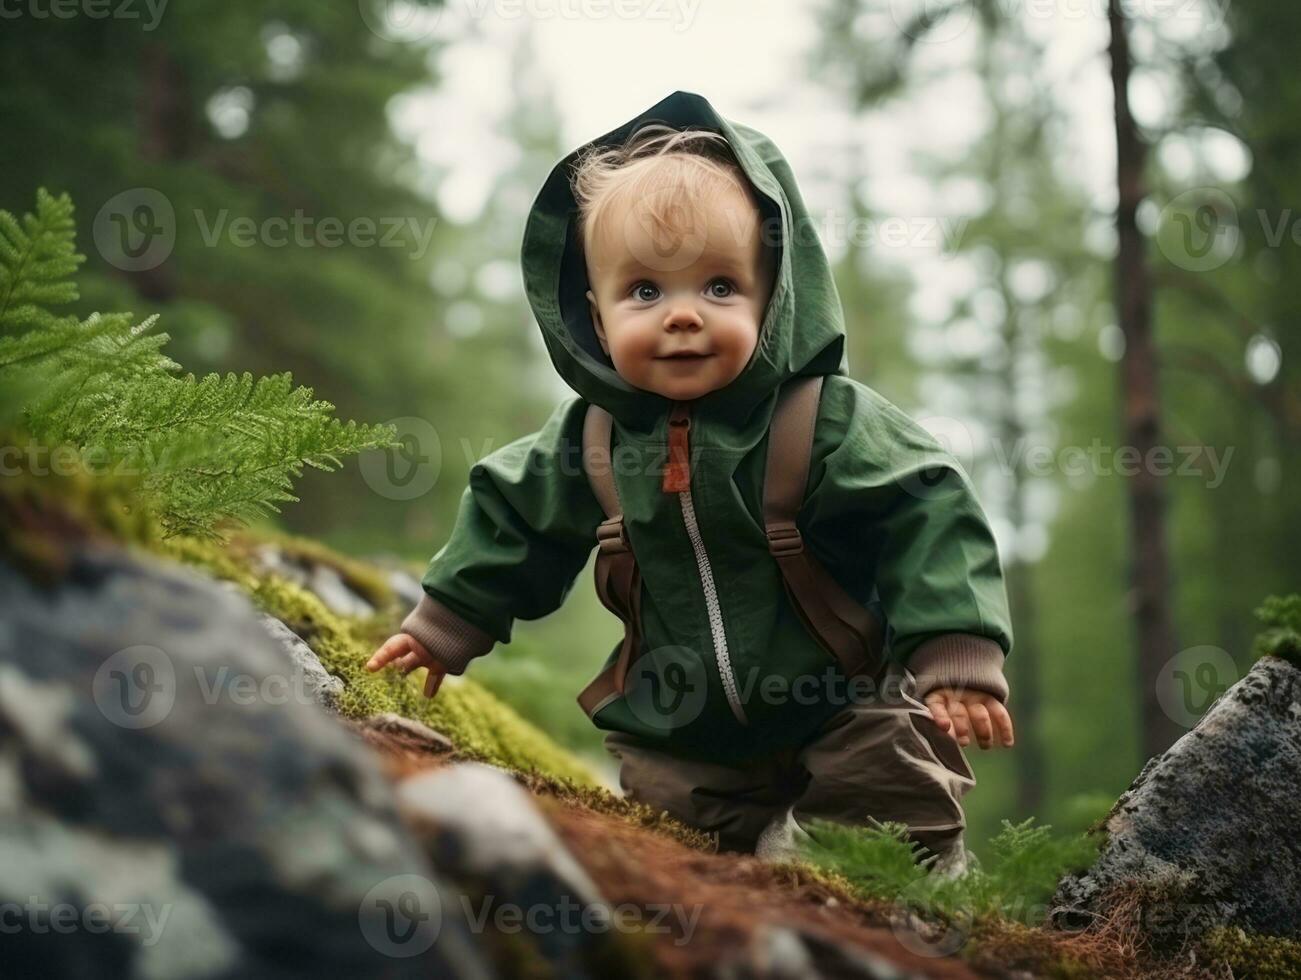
[586,289,609,356]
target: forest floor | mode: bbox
[6,482,1270,980]
[355,716,1227,979]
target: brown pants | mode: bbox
[603,666,976,865]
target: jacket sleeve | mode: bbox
[800,378,1014,703]
[400,397,604,675]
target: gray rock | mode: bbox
[386,569,426,611]
[308,563,375,619]
[253,543,308,587]
[396,763,620,976]
[1050,655,1301,941]
[363,712,454,753]
[718,924,925,979]
[256,614,345,709]
[252,544,375,618]
[355,556,424,610]
[0,547,490,979]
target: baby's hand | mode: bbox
[366,634,447,699]
[923,687,1014,749]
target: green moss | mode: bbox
[1253,594,1301,667]
[0,435,160,579]
[1198,926,1301,979]
[522,771,714,852]
[155,532,599,787]
[244,527,397,610]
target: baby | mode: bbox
[368,91,1014,873]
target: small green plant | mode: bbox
[799,814,1102,925]
[0,189,396,537]
[800,819,931,901]
[1252,594,1301,666]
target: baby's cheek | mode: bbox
[608,333,653,375]
[619,326,660,362]
[718,317,761,363]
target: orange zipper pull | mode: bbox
[662,401,692,493]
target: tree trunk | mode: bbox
[1108,0,1183,760]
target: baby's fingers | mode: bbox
[366,635,412,672]
[948,700,972,746]
[966,700,995,749]
[395,651,427,676]
[988,699,1015,746]
[925,694,954,735]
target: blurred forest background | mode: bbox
[4,0,1296,852]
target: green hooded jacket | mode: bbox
[401,91,1013,762]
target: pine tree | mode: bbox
[0,189,395,538]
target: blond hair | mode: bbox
[570,124,764,261]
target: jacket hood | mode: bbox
[521,90,849,433]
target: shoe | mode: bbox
[926,844,974,879]
[755,806,814,862]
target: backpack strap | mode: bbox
[576,403,645,718]
[577,380,885,719]
[764,376,885,680]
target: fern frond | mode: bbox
[0,188,84,335]
[0,189,399,538]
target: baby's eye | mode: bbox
[707,278,736,298]
[632,282,660,302]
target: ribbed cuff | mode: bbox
[907,634,1010,705]
[399,594,496,676]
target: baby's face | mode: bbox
[585,182,773,402]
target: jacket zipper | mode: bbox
[663,402,750,726]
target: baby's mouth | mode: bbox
[656,351,714,361]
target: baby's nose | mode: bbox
[664,305,703,331]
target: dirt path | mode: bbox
[355,721,989,978]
